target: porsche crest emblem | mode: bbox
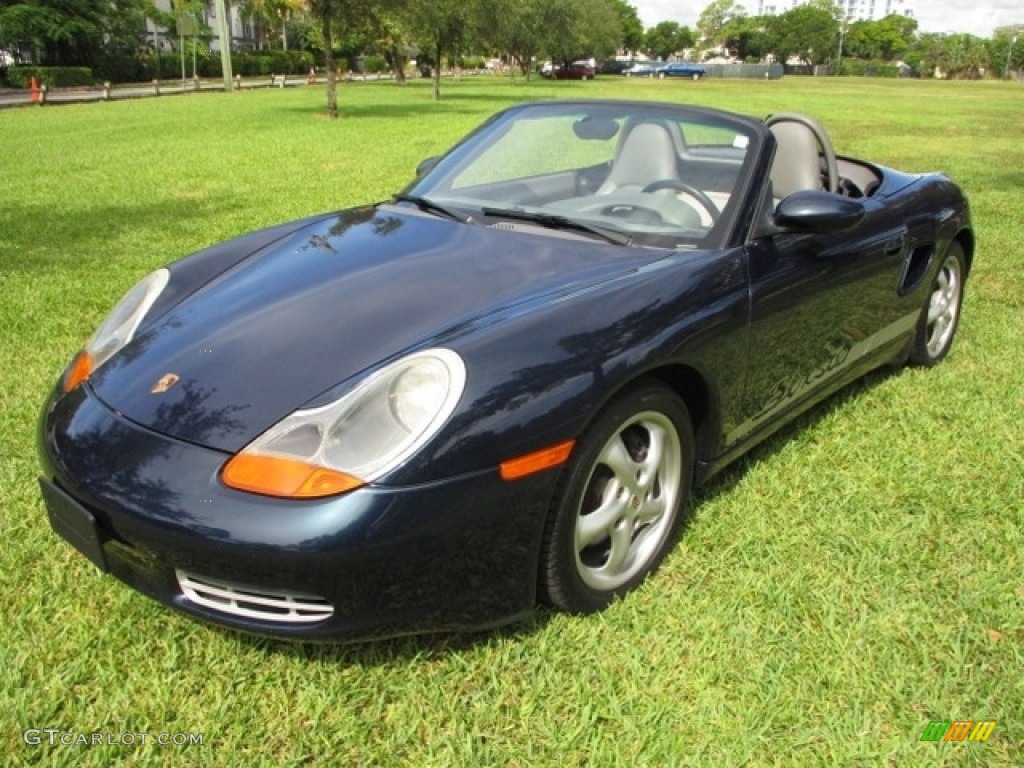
[150,373,180,394]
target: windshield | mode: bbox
[402,101,761,249]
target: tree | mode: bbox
[477,0,545,79]
[238,0,303,50]
[644,21,693,61]
[0,0,106,65]
[539,0,621,67]
[768,3,838,67]
[844,14,916,61]
[990,27,1023,77]
[610,0,643,54]
[404,0,474,100]
[307,0,341,117]
[720,15,771,61]
[905,32,990,78]
[578,0,624,61]
[696,0,746,47]
[369,11,416,84]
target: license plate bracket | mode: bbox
[38,477,108,572]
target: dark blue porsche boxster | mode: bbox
[38,100,972,641]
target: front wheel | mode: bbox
[539,384,694,614]
[908,241,966,366]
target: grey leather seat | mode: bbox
[597,121,681,195]
[768,119,824,200]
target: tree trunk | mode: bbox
[386,46,407,85]
[432,40,441,101]
[323,16,338,118]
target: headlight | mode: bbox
[221,349,467,498]
[62,268,170,393]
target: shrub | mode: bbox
[837,59,907,78]
[7,66,94,88]
[93,55,154,83]
[361,55,388,74]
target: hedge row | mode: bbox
[5,67,94,88]
[4,51,317,88]
[97,50,317,82]
[835,59,910,78]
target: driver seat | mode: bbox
[768,119,823,200]
[596,121,682,195]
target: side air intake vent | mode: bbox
[899,244,934,295]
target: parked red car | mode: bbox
[541,61,596,80]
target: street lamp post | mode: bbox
[835,11,848,77]
[1005,35,1018,80]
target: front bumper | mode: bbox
[37,385,555,641]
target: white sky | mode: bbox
[631,0,1022,38]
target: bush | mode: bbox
[4,50,318,86]
[93,55,153,84]
[360,55,388,74]
[7,66,94,88]
[837,59,907,78]
[229,51,315,77]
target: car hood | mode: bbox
[88,206,660,453]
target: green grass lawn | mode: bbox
[2,76,1022,766]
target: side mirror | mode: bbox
[416,155,441,177]
[773,190,865,234]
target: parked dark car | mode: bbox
[599,59,631,75]
[623,62,658,77]
[541,61,596,80]
[657,62,706,80]
[39,100,972,641]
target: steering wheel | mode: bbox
[641,179,721,220]
[550,191,702,229]
[765,112,839,194]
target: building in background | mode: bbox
[145,0,261,53]
[752,0,917,24]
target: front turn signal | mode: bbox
[499,440,576,481]
[62,350,94,393]
[221,454,364,499]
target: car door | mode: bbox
[736,199,910,440]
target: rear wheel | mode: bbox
[909,241,966,366]
[539,384,693,614]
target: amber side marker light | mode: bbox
[499,440,576,481]
[221,454,364,499]
[62,350,94,393]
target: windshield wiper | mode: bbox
[393,194,474,224]
[480,206,632,246]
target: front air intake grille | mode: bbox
[176,570,334,624]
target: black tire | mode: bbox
[539,384,694,614]
[908,241,966,366]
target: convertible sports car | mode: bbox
[38,100,972,641]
